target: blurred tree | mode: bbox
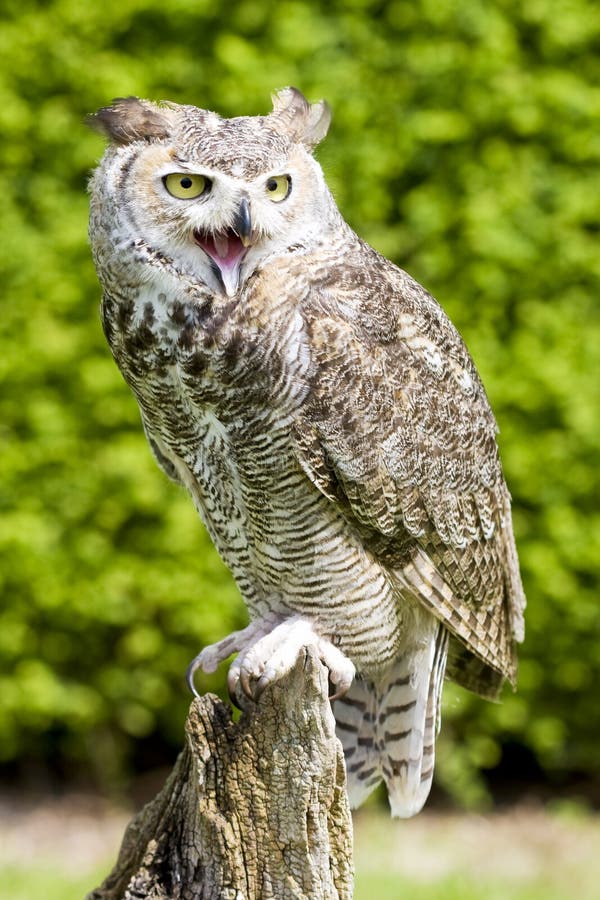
[0,0,598,803]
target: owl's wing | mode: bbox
[293,256,525,698]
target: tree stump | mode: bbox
[87,649,354,899]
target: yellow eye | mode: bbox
[265,175,291,202]
[163,173,210,199]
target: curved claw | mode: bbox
[327,666,355,702]
[254,672,271,699]
[186,655,203,699]
[239,666,257,701]
[227,662,241,703]
[328,680,351,703]
[317,637,356,702]
[227,677,244,711]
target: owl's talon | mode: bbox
[328,678,352,702]
[234,648,261,703]
[227,682,240,709]
[317,638,356,701]
[227,659,241,697]
[227,678,246,711]
[239,668,257,702]
[330,667,355,699]
[186,655,202,699]
[254,672,272,699]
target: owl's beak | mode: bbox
[234,197,252,248]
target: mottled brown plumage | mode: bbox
[88,88,525,817]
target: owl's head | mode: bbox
[88,88,337,296]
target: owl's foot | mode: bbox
[227,616,356,703]
[186,614,355,705]
[186,614,284,697]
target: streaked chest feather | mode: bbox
[104,280,310,418]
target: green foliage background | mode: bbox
[1,0,598,803]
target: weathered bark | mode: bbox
[87,649,354,900]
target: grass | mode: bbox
[353,806,600,900]
[0,865,109,900]
[1,798,598,899]
[354,874,580,900]
[0,864,593,900]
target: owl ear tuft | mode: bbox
[270,87,331,149]
[86,97,173,145]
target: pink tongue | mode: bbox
[200,233,245,271]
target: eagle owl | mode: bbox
[87,88,525,817]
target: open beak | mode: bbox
[193,198,254,296]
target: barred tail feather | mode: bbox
[332,673,382,808]
[333,621,448,818]
[383,622,448,817]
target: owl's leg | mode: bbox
[186,614,355,703]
